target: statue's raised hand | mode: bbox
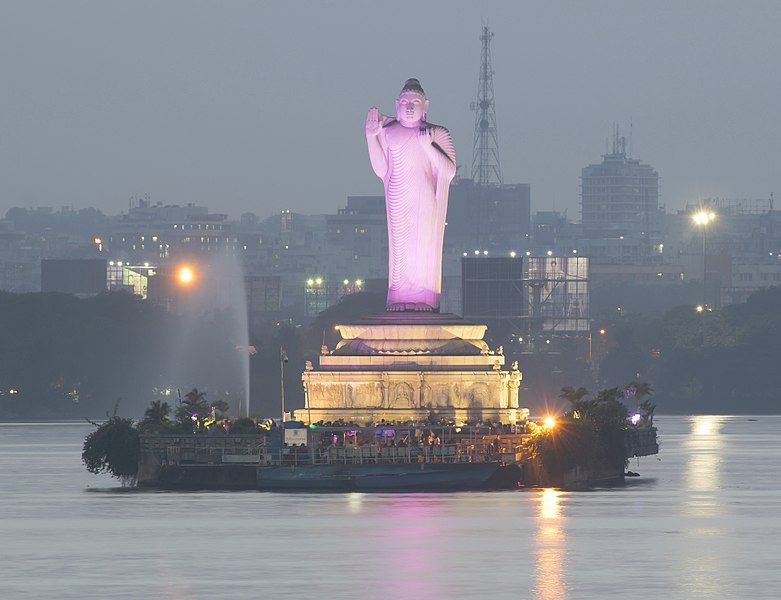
[365,107,384,137]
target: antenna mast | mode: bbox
[471,24,503,185]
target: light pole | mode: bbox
[692,210,716,308]
[280,346,288,423]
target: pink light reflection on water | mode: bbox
[378,494,449,596]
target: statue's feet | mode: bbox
[388,302,435,312]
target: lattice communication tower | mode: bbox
[471,25,503,186]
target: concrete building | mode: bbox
[325,196,388,280]
[107,200,240,264]
[581,129,659,237]
[721,261,781,305]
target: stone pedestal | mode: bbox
[297,313,527,425]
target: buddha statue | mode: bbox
[365,78,457,312]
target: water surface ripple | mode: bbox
[1,416,780,599]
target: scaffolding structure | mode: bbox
[524,257,590,334]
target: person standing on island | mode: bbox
[365,78,457,312]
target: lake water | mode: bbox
[1,416,780,599]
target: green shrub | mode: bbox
[82,417,139,484]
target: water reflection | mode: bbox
[383,495,446,596]
[678,415,727,597]
[685,416,726,510]
[535,488,566,600]
[347,492,364,514]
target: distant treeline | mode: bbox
[599,286,781,413]
[1,287,779,420]
[0,291,299,420]
[0,290,384,421]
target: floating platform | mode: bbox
[152,461,522,491]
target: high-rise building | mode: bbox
[325,196,387,274]
[581,127,659,236]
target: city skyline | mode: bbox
[1,1,779,219]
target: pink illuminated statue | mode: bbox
[366,78,456,312]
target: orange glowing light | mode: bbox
[543,416,556,430]
[177,265,195,286]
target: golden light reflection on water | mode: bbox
[535,488,566,600]
[347,492,364,514]
[540,488,561,520]
[692,414,725,437]
[685,416,726,508]
[678,415,727,597]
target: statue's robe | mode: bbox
[376,120,456,310]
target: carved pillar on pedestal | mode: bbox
[380,372,390,408]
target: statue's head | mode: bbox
[396,78,429,126]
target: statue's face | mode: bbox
[395,91,428,125]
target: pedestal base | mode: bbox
[298,313,527,426]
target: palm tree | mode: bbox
[627,381,655,425]
[560,386,590,419]
[176,388,209,430]
[560,386,589,403]
[139,399,171,433]
[209,399,230,420]
[639,398,657,427]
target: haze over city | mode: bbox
[2,0,779,218]
[4,3,781,599]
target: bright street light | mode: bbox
[176,265,195,286]
[692,210,716,226]
[692,208,717,310]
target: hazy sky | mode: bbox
[1,1,779,220]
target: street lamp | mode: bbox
[176,265,196,287]
[692,209,717,308]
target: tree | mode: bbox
[560,386,590,419]
[228,417,267,434]
[639,398,657,427]
[138,400,172,433]
[82,416,139,484]
[527,385,631,477]
[176,388,209,431]
[209,399,230,421]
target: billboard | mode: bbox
[461,256,525,319]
